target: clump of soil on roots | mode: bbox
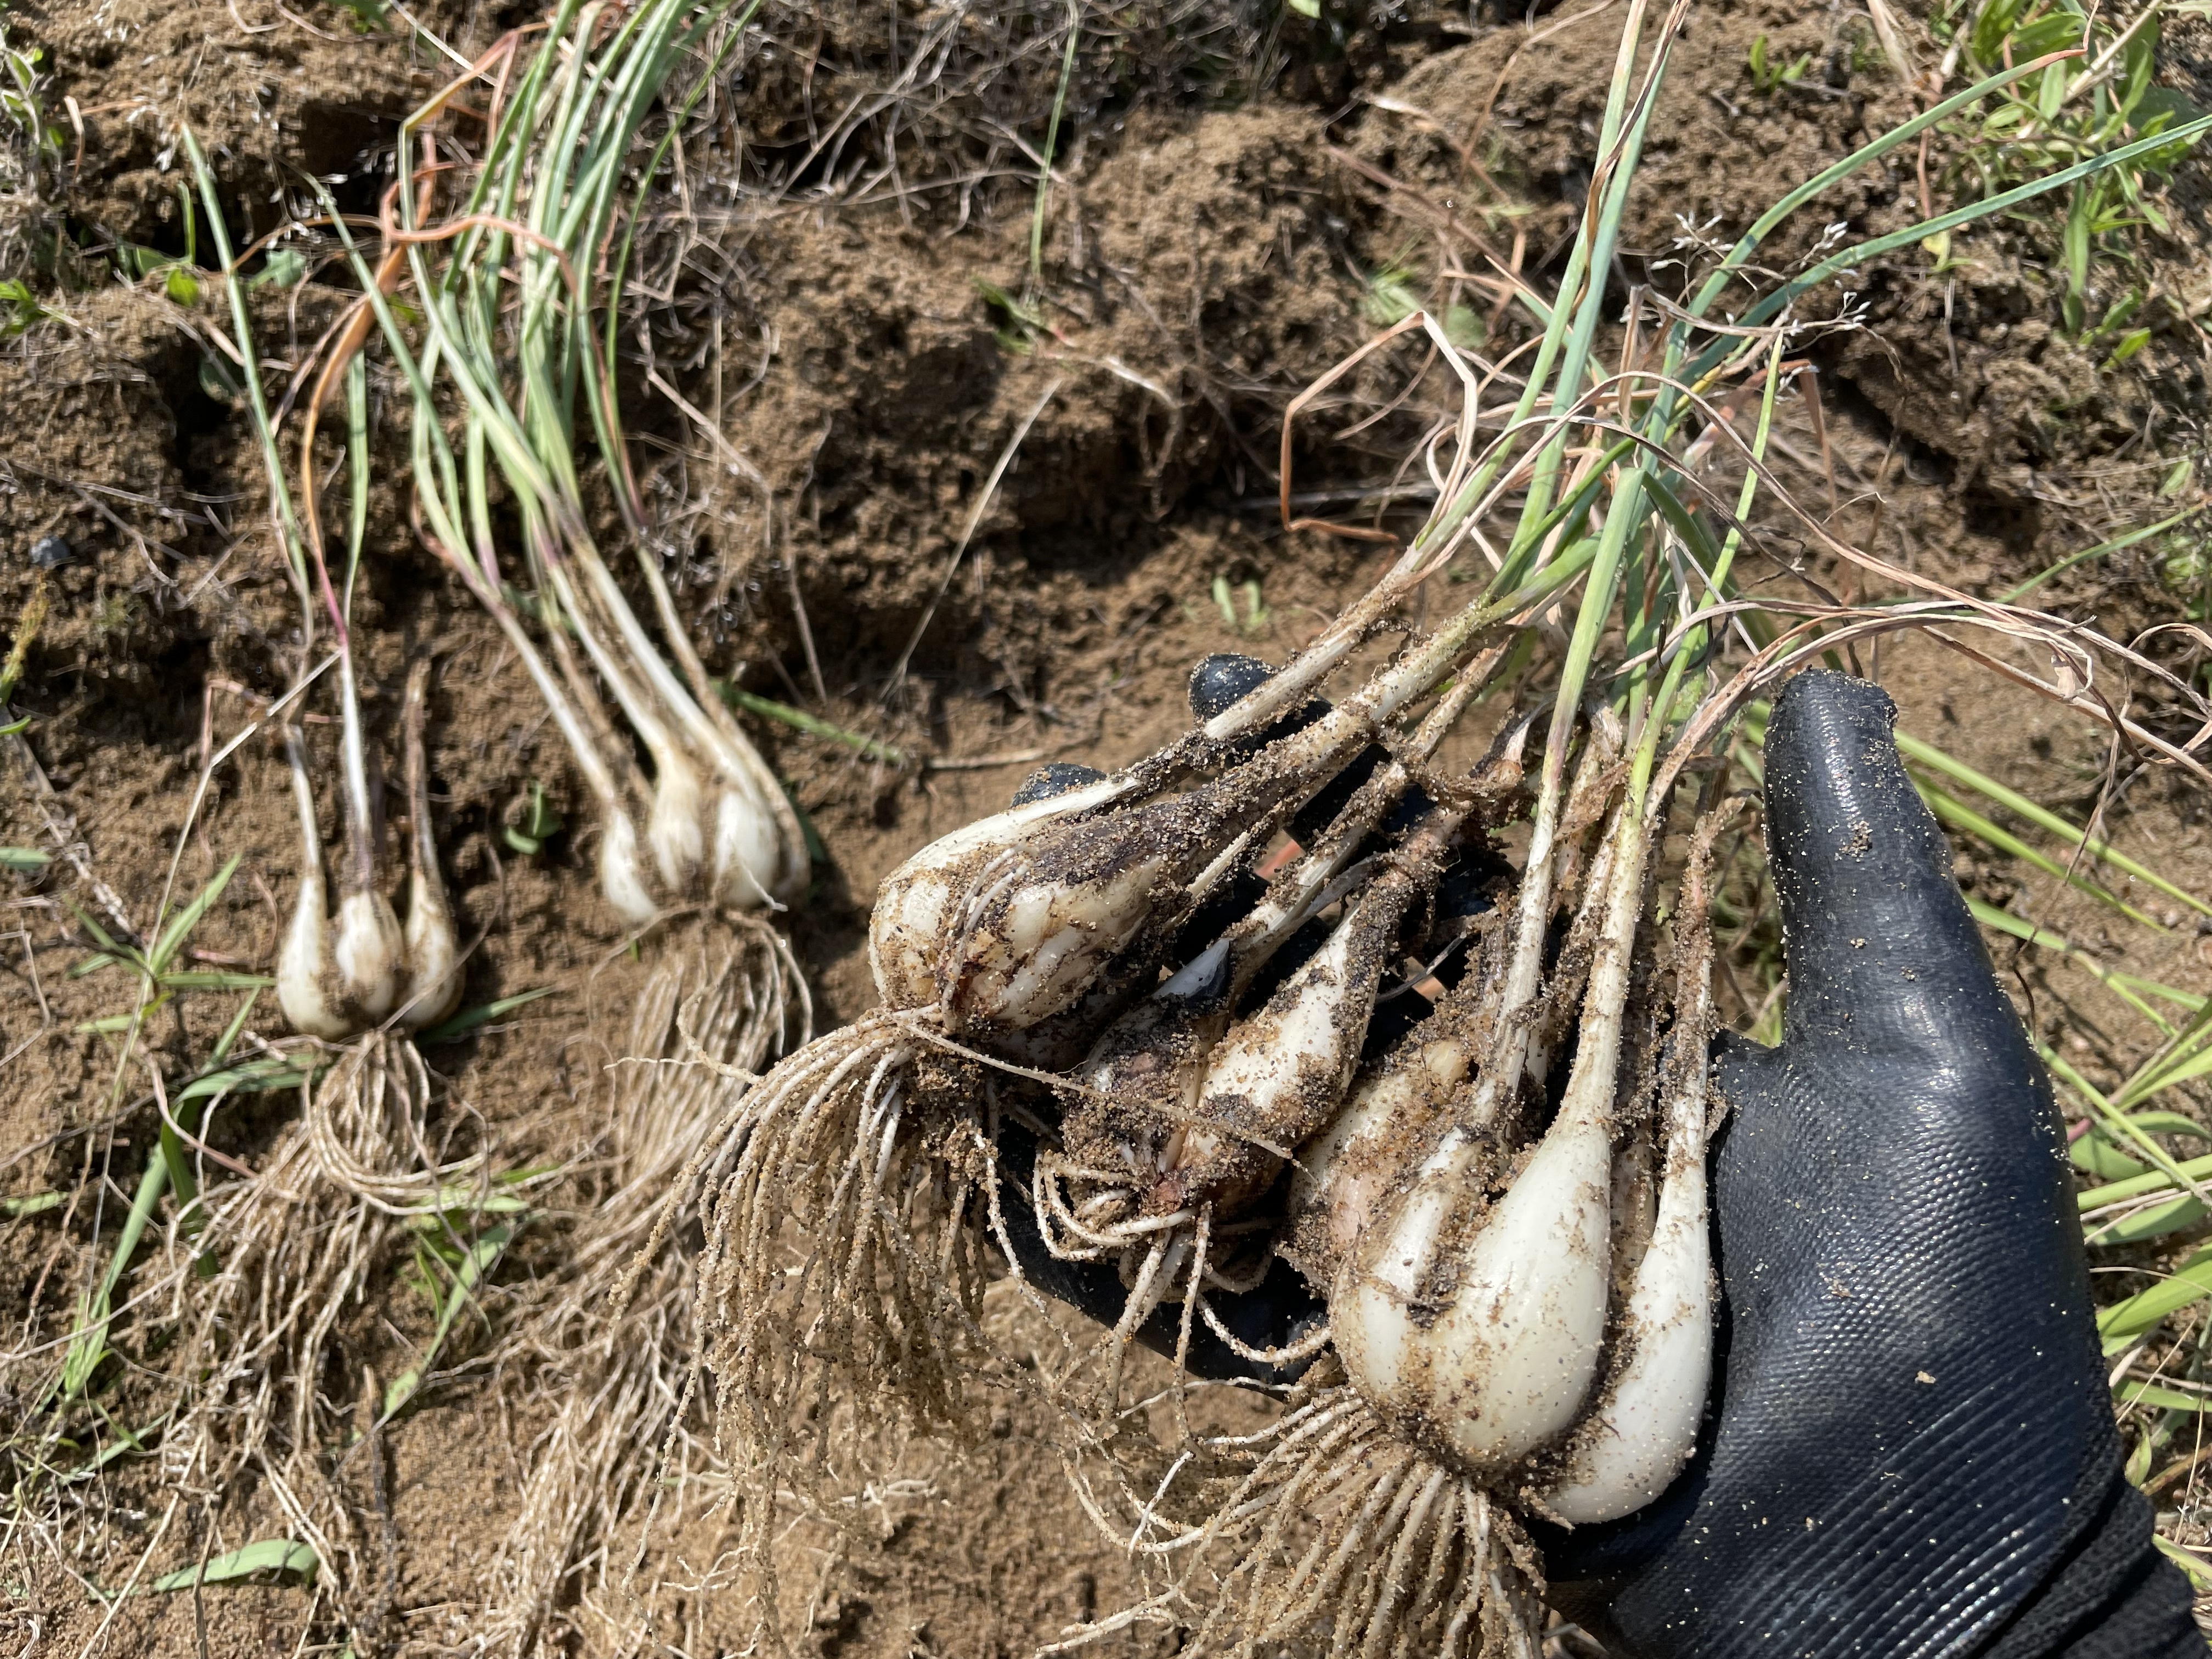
[3,0,2211,1652]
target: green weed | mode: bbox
[0,24,63,189]
[1932,0,2206,334]
[1746,33,1812,95]
[501,780,565,856]
[1211,573,1272,636]
[1363,266,1483,348]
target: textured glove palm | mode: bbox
[1542,670,2199,1658]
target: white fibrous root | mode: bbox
[278,662,462,1042]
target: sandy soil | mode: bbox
[4,0,2212,1652]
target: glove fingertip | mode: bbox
[1762,670,1993,1031]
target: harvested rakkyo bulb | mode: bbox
[278,661,463,1040]
[1096,770,1729,1659]
[1032,680,1531,1399]
[682,561,1562,1514]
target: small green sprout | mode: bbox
[974,276,1045,354]
[502,781,564,856]
[325,0,390,30]
[247,247,309,290]
[1363,267,1483,348]
[1211,574,1271,636]
[1747,34,1811,94]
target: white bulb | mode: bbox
[645,760,707,896]
[333,889,403,1024]
[1334,1114,1612,1476]
[278,870,349,1040]
[598,810,658,927]
[399,876,463,1032]
[710,784,781,911]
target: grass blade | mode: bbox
[147,1539,318,1593]
[717,684,905,765]
[1967,898,2190,1033]
[381,1218,520,1417]
[2099,1247,2212,1347]
[415,987,555,1045]
[1999,509,2194,603]
[148,856,240,976]
[1917,778,2160,929]
[1900,730,2210,920]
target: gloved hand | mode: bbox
[992,667,2200,1657]
[1537,669,2201,1657]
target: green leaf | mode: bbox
[66,901,126,958]
[2079,1152,2212,1212]
[2119,1110,2212,1141]
[148,1539,318,1593]
[502,780,562,856]
[1970,899,2198,1034]
[248,247,308,289]
[1898,727,2211,919]
[411,1190,529,1222]
[1288,0,1319,16]
[1970,0,2030,66]
[2099,1248,2212,1344]
[174,1054,314,1105]
[2104,327,2152,369]
[2133,87,2205,161]
[2126,1430,2155,1486]
[1,846,50,870]
[714,682,906,765]
[2089,1194,2204,1245]
[2117,997,2212,1110]
[198,355,239,407]
[2047,1045,2212,1207]
[3,1191,63,1218]
[2073,1126,2148,1182]
[2000,510,2195,603]
[2116,1379,2212,1414]
[2011,10,2084,62]
[2035,59,2067,121]
[381,1220,520,1415]
[115,241,166,280]
[150,855,240,975]
[156,972,274,992]
[163,267,200,307]
[326,0,391,27]
[1916,778,2160,929]
[2154,1536,2212,1589]
[2121,19,2159,116]
[2063,185,2093,298]
[414,987,554,1045]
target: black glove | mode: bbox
[1540,670,2200,1657]
[995,669,2200,1657]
